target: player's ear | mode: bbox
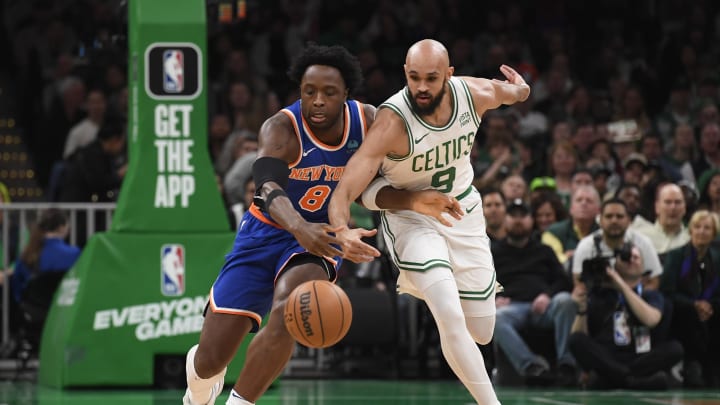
[447,66,455,78]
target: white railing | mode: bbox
[0,203,116,345]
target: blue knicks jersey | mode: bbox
[279,99,366,223]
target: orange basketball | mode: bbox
[284,280,352,348]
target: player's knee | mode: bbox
[470,328,493,345]
[466,316,495,345]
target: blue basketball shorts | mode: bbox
[209,205,339,332]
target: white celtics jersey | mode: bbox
[379,76,481,196]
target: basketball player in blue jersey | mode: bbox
[183,44,385,405]
[329,39,531,404]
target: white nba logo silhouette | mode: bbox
[163,50,184,93]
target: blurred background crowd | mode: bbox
[0,0,719,390]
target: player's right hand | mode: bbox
[334,226,381,263]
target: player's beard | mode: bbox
[408,79,447,116]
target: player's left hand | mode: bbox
[335,226,381,263]
[495,64,530,102]
[498,64,525,85]
[409,190,463,227]
[292,222,345,259]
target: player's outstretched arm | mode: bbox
[328,108,406,262]
[255,113,343,259]
[461,64,530,113]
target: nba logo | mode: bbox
[147,43,200,99]
[161,244,185,296]
[163,50,184,93]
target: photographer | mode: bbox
[571,199,663,289]
[569,242,683,390]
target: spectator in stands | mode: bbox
[10,209,80,303]
[570,168,594,195]
[223,174,256,230]
[631,183,689,262]
[215,129,257,177]
[588,139,615,174]
[550,121,572,144]
[609,122,640,176]
[528,176,557,200]
[500,174,527,202]
[222,134,259,207]
[569,244,683,390]
[655,78,693,142]
[480,188,507,241]
[615,182,650,228]
[473,116,518,189]
[509,91,548,139]
[571,199,663,289]
[530,191,568,234]
[588,165,612,200]
[621,153,648,187]
[63,89,107,158]
[542,185,600,267]
[696,102,720,133]
[492,199,577,386]
[548,141,579,207]
[224,81,268,133]
[697,168,720,215]
[569,120,595,160]
[692,123,720,179]
[679,179,700,224]
[35,76,87,187]
[207,114,233,164]
[641,134,682,182]
[566,86,594,130]
[665,123,698,183]
[59,118,126,203]
[661,210,720,388]
[614,87,652,134]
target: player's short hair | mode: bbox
[287,43,363,95]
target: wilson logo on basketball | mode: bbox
[299,291,314,337]
[284,280,352,348]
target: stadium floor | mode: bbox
[0,379,718,404]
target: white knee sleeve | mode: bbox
[466,315,495,345]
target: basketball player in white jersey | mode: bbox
[329,39,530,404]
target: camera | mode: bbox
[580,256,611,290]
[614,243,632,262]
[581,242,633,290]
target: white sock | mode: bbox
[422,280,501,405]
[186,344,225,404]
[226,389,254,404]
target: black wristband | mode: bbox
[264,189,288,210]
[576,310,587,316]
